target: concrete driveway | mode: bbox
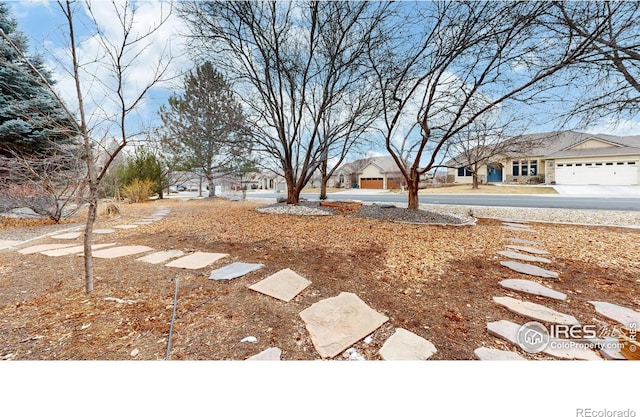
[552,185,640,196]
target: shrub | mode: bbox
[120,179,156,203]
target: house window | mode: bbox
[595,163,602,166]
[512,161,520,176]
[339,174,344,184]
[617,162,624,165]
[521,160,529,176]
[529,160,537,176]
[575,163,583,166]
[585,163,592,166]
[557,164,564,167]
[606,163,613,165]
[457,167,472,177]
[629,162,637,165]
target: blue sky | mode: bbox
[7,0,640,157]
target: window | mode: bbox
[566,164,573,167]
[521,160,529,176]
[339,174,344,184]
[512,161,520,176]
[606,162,613,165]
[575,163,582,166]
[529,160,538,176]
[557,164,564,167]
[617,162,624,165]
[595,163,602,166]
[585,163,592,166]
[629,162,637,165]
[457,167,472,177]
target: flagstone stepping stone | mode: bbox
[51,232,82,240]
[249,268,311,302]
[0,240,21,250]
[165,252,228,270]
[93,229,116,234]
[588,301,640,327]
[503,226,536,233]
[41,243,116,257]
[497,250,551,264]
[136,250,185,264]
[500,261,559,279]
[505,245,549,255]
[299,292,388,359]
[543,339,603,361]
[473,347,526,360]
[114,225,138,229]
[92,245,154,259]
[378,328,437,360]
[499,279,567,301]
[503,222,531,228]
[486,320,601,360]
[208,262,264,280]
[246,347,282,361]
[493,296,579,325]
[504,237,542,246]
[18,243,77,255]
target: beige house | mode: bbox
[330,156,407,190]
[447,131,640,186]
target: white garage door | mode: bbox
[555,161,638,185]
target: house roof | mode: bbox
[339,156,404,174]
[546,146,640,159]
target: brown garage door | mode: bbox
[387,178,402,189]
[360,178,383,189]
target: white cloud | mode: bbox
[584,118,640,136]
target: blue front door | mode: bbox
[488,166,502,182]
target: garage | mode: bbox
[555,160,638,185]
[386,178,402,189]
[360,177,384,189]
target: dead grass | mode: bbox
[0,198,638,360]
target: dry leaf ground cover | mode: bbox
[1,198,638,360]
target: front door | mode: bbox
[488,165,502,182]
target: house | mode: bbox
[328,156,407,190]
[447,131,640,186]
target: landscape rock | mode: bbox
[493,296,579,325]
[41,243,116,257]
[379,328,437,360]
[208,262,264,280]
[500,260,559,278]
[504,245,549,255]
[473,347,526,360]
[0,240,20,250]
[136,250,185,264]
[499,279,567,301]
[497,250,551,264]
[247,347,281,360]
[299,292,388,359]
[92,245,154,259]
[249,268,311,302]
[165,251,228,269]
[504,237,542,246]
[588,301,640,327]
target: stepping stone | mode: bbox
[208,262,264,280]
[504,237,542,246]
[378,328,437,360]
[503,222,531,228]
[499,279,567,301]
[165,252,228,270]
[247,347,282,361]
[18,243,76,255]
[543,339,603,361]
[0,240,21,250]
[497,250,551,264]
[136,250,185,264]
[249,268,311,302]
[51,232,82,240]
[473,347,526,360]
[133,221,153,225]
[500,261,559,279]
[92,245,154,259]
[114,225,138,229]
[493,296,579,325]
[93,229,115,234]
[505,245,549,255]
[299,292,388,359]
[487,320,601,360]
[41,243,116,257]
[503,226,536,233]
[588,301,640,327]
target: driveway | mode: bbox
[552,185,640,196]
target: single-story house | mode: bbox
[447,131,640,186]
[330,156,408,190]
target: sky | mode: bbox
[6,0,640,163]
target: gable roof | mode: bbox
[501,131,640,158]
[338,156,404,174]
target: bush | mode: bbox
[120,179,156,203]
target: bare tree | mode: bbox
[179,1,390,204]
[548,1,640,123]
[368,2,603,210]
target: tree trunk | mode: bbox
[320,176,329,200]
[407,170,420,210]
[207,176,215,198]
[83,194,97,293]
[472,171,479,189]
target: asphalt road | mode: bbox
[245,192,640,211]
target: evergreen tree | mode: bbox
[0,2,76,157]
